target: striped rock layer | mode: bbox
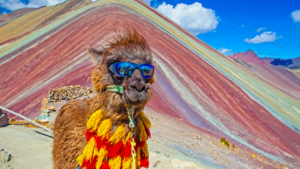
[0,0,299,167]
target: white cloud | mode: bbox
[0,0,66,10]
[244,31,279,44]
[256,27,265,32]
[241,25,245,28]
[218,47,233,54]
[157,2,219,35]
[0,0,38,10]
[46,0,65,5]
[291,10,300,22]
[143,0,151,4]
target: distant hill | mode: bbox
[228,49,266,65]
[229,49,300,69]
[261,57,300,69]
[0,0,300,167]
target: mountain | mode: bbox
[0,8,42,27]
[0,0,91,45]
[228,50,300,100]
[261,57,300,69]
[228,49,267,65]
[0,0,300,168]
[229,49,300,69]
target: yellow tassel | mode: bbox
[123,131,131,143]
[82,137,96,161]
[108,155,122,169]
[139,120,147,142]
[87,110,103,131]
[122,157,132,169]
[139,112,152,129]
[95,148,108,169]
[76,154,84,166]
[78,110,151,169]
[109,125,126,145]
[141,141,149,157]
[136,148,140,168]
[97,119,112,137]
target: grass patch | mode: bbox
[9,119,52,129]
[220,137,230,147]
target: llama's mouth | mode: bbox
[128,99,142,106]
[125,88,146,106]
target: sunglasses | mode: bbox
[109,62,155,78]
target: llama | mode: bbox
[52,29,155,169]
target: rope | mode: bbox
[127,106,136,169]
[106,83,151,94]
[106,85,124,94]
[0,106,53,133]
[99,83,153,168]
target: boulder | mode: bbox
[0,109,9,127]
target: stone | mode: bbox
[0,110,8,127]
[5,155,11,162]
[153,161,161,167]
[0,151,11,162]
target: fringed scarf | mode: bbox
[76,109,152,169]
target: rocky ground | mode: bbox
[0,125,52,169]
[0,96,292,169]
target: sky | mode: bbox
[0,0,299,59]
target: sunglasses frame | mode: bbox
[109,62,155,78]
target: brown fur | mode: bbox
[52,29,155,169]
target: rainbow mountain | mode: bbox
[0,0,300,168]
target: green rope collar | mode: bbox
[106,85,124,94]
[105,83,151,94]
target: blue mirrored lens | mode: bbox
[116,62,135,77]
[140,64,154,78]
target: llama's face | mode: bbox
[89,30,155,110]
[106,53,154,107]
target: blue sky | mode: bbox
[1,0,299,59]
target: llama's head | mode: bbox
[88,29,155,119]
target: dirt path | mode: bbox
[0,125,204,169]
[0,106,288,169]
[0,125,53,169]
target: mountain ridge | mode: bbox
[228,49,300,69]
[0,0,300,168]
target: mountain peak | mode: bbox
[245,49,255,54]
[228,49,266,64]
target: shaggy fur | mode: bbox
[52,29,155,169]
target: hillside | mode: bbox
[228,50,300,99]
[0,0,300,168]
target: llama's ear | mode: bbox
[87,46,104,64]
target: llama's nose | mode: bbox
[130,69,146,92]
